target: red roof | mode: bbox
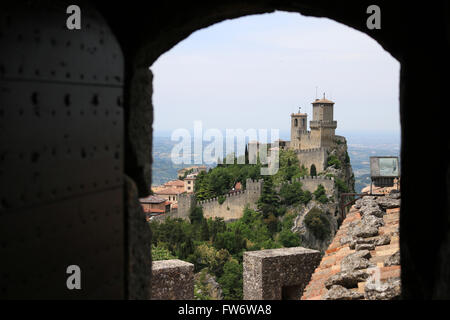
[155,187,184,195]
[312,98,334,104]
[139,195,166,204]
[164,180,185,187]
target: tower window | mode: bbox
[294,119,298,127]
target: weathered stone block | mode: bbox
[151,259,194,300]
[243,247,321,300]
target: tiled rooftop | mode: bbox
[301,191,401,300]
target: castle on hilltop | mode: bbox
[289,94,337,150]
[151,95,349,223]
[281,94,345,173]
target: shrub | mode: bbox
[218,195,226,205]
[279,181,303,206]
[327,154,341,169]
[278,230,301,247]
[335,178,350,193]
[189,206,204,224]
[152,244,177,261]
[313,184,328,203]
[257,177,280,217]
[344,151,350,164]
[300,190,312,204]
[218,259,243,300]
[304,207,331,240]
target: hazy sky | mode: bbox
[151,11,400,139]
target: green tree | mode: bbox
[279,181,304,206]
[189,206,204,224]
[335,178,350,193]
[278,229,301,247]
[327,154,341,169]
[218,259,243,300]
[304,207,331,240]
[300,190,312,204]
[272,149,307,184]
[313,184,328,203]
[200,219,210,241]
[152,243,177,261]
[208,218,226,243]
[263,213,280,235]
[257,177,280,218]
[214,228,246,256]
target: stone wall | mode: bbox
[151,179,263,222]
[279,176,335,195]
[298,131,318,150]
[150,193,194,222]
[199,178,263,221]
[151,259,194,300]
[295,148,328,172]
[302,192,401,300]
[243,247,321,300]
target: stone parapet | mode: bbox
[310,120,337,128]
[151,259,194,300]
[243,247,321,300]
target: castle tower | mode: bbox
[290,112,308,150]
[310,94,337,148]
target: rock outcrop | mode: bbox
[301,190,401,300]
[291,139,355,253]
[194,269,223,300]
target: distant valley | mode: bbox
[151,133,400,192]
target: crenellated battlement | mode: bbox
[310,120,337,128]
[197,178,263,205]
[294,147,328,154]
[280,176,335,186]
[277,175,336,196]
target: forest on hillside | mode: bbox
[149,149,342,299]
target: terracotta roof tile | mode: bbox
[301,190,401,300]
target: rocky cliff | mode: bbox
[291,138,355,252]
[194,268,223,300]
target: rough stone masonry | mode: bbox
[243,247,321,300]
[151,259,194,300]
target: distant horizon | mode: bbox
[153,129,400,143]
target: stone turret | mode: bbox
[310,94,337,148]
[290,112,308,150]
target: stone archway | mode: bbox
[102,1,447,300]
[0,0,448,299]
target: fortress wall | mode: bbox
[150,208,191,222]
[295,148,328,172]
[200,191,255,221]
[278,176,335,195]
[299,132,318,150]
[150,194,193,222]
[198,178,263,221]
[151,179,263,222]
[299,176,335,195]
